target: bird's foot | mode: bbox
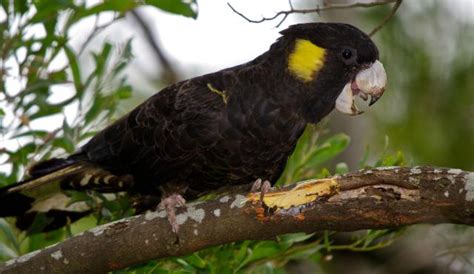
[250,178,272,206]
[158,193,186,234]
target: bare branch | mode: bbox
[369,0,403,36]
[1,166,473,273]
[228,0,399,28]
[130,9,178,84]
[77,14,120,57]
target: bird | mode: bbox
[0,22,386,234]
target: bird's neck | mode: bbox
[252,52,345,125]
[298,78,346,124]
[231,36,348,125]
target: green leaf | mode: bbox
[251,263,284,274]
[316,168,331,178]
[376,150,405,167]
[70,1,136,21]
[14,0,28,15]
[28,103,65,120]
[245,241,282,263]
[235,241,251,266]
[0,108,5,129]
[62,118,73,137]
[286,245,323,261]
[362,230,387,248]
[291,127,312,162]
[31,11,57,34]
[182,253,206,269]
[30,0,74,23]
[28,228,65,251]
[335,162,349,174]
[85,95,105,124]
[146,0,197,18]
[63,45,83,94]
[65,191,94,206]
[116,86,132,99]
[93,42,113,79]
[13,143,37,164]
[1,1,8,14]
[304,134,350,168]
[48,70,68,82]
[0,242,17,259]
[0,219,20,253]
[358,145,370,168]
[0,173,8,187]
[277,232,314,250]
[12,130,49,139]
[52,137,75,153]
[168,270,194,274]
[276,126,315,185]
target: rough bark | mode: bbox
[1,166,473,273]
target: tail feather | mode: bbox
[0,158,134,233]
[28,158,78,178]
[0,192,34,217]
[5,164,87,195]
[0,159,88,233]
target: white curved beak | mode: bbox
[336,60,387,115]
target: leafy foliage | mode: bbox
[278,125,351,185]
[0,0,197,263]
[365,2,474,170]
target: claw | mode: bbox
[250,178,272,205]
[259,180,271,204]
[250,178,262,192]
[158,193,186,234]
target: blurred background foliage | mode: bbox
[367,2,474,171]
[0,0,473,273]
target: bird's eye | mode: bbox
[342,48,353,60]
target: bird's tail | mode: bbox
[0,158,133,233]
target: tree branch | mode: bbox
[368,0,403,36]
[1,166,473,273]
[227,0,401,31]
[130,9,178,84]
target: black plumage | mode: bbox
[0,23,381,233]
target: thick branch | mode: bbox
[2,166,474,273]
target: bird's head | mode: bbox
[278,23,386,119]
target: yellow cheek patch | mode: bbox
[288,39,326,82]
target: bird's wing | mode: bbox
[78,77,229,186]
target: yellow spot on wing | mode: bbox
[288,39,326,82]
[207,83,228,104]
[248,178,339,209]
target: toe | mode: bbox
[260,180,272,203]
[175,194,186,207]
[250,178,263,192]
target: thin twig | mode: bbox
[368,0,403,36]
[77,14,120,57]
[130,9,178,84]
[227,0,398,28]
